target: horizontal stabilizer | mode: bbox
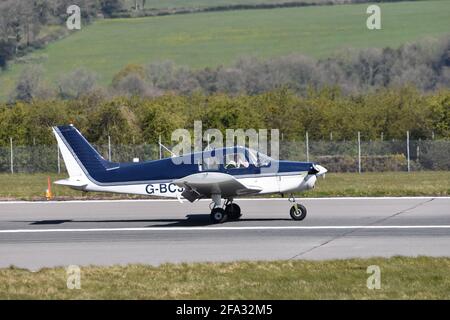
[54,179,88,190]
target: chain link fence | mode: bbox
[281,139,450,172]
[1,136,449,174]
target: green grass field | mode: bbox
[1,1,449,99]
[0,171,448,200]
[1,257,449,299]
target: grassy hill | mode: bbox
[0,0,449,99]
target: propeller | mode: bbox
[308,164,328,177]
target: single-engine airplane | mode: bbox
[53,125,327,223]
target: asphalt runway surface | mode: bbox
[1,197,449,270]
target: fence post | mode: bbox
[159,135,162,159]
[57,145,61,174]
[407,130,410,172]
[305,131,309,162]
[108,135,111,161]
[10,137,13,174]
[416,145,420,162]
[357,131,361,174]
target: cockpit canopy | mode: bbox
[202,146,273,170]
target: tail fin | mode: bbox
[53,125,116,187]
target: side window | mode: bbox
[249,150,271,168]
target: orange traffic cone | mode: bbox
[45,176,53,200]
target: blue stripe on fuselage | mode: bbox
[57,126,316,185]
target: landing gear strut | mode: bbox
[209,198,242,224]
[289,195,307,221]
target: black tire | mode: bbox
[290,204,307,221]
[225,203,241,220]
[210,207,228,224]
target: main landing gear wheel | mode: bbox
[210,207,228,224]
[290,204,307,221]
[225,203,241,220]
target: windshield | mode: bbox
[248,149,272,167]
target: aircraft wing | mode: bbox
[173,172,262,202]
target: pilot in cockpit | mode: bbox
[225,152,249,169]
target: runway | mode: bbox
[1,197,449,270]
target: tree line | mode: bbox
[102,36,450,96]
[0,86,448,147]
[114,0,414,19]
[8,36,450,103]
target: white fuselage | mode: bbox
[76,173,317,199]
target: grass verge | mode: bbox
[1,257,450,299]
[0,171,448,200]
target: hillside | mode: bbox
[0,0,449,99]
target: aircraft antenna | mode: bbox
[159,142,176,158]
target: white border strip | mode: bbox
[1,225,450,233]
[0,197,448,204]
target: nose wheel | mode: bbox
[290,203,307,220]
[289,195,307,221]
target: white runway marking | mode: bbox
[0,196,448,204]
[1,225,450,233]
